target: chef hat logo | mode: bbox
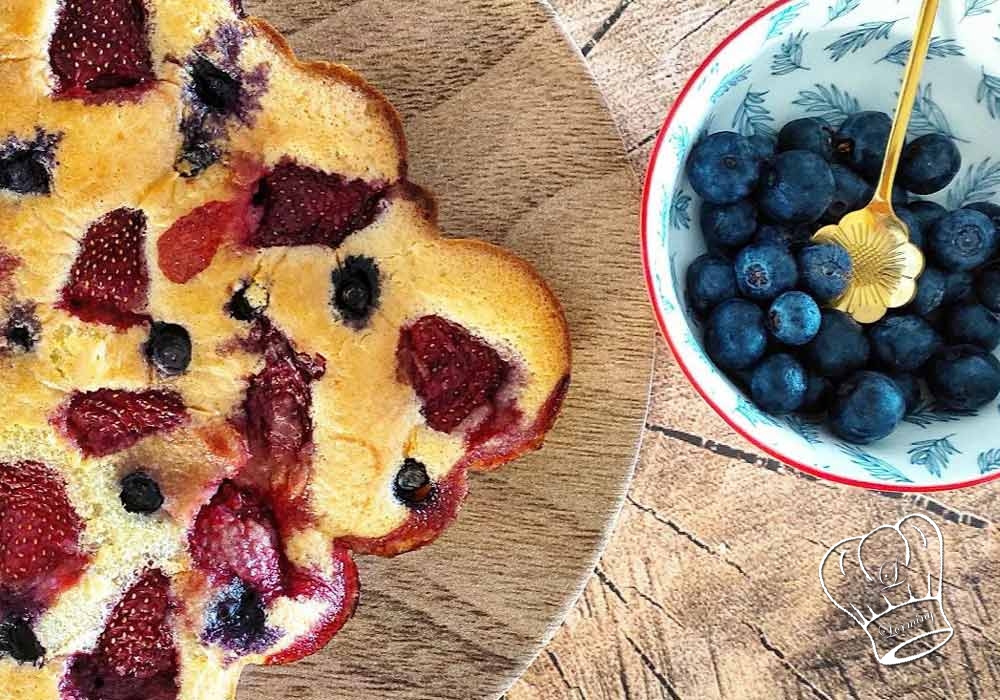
[819,514,953,666]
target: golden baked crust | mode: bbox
[0,1,570,697]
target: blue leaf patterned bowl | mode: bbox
[642,0,1000,491]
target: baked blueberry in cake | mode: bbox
[0,1,572,697]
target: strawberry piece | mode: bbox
[0,462,87,608]
[157,200,256,283]
[248,161,384,249]
[59,208,150,329]
[397,316,510,433]
[244,321,326,470]
[61,389,188,457]
[189,481,285,599]
[265,546,359,666]
[63,570,179,700]
[49,0,155,100]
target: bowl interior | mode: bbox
[645,0,1000,490]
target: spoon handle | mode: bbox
[874,0,941,206]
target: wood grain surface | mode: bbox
[508,2,1000,699]
[234,1,653,699]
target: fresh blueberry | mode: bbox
[204,580,277,654]
[834,111,892,179]
[767,291,820,346]
[331,256,381,327]
[754,223,812,251]
[0,616,44,664]
[119,472,164,514]
[966,201,1000,233]
[829,371,906,444]
[705,299,768,371]
[798,243,853,302]
[907,200,948,230]
[802,372,833,413]
[944,269,975,304]
[824,164,873,223]
[145,322,192,376]
[734,243,798,301]
[899,134,962,195]
[895,207,925,249]
[946,304,1000,351]
[927,345,1000,410]
[748,135,776,162]
[777,117,834,160]
[927,208,998,271]
[975,262,1000,312]
[804,309,870,379]
[394,458,434,506]
[909,266,947,316]
[868,314,941,371]
[750,353,807,414]
[890,372,922,414]
[686,254,737,317]
[687,132,762,205]
[758,150,836,224]
[699,199,757,250]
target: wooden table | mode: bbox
[509,2,1000,698]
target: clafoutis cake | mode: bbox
[0,1,571,697]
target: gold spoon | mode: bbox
[812,0,940,324]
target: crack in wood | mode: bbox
[595,567,630,607]
[836,662,861,700]
[629,130,659,155]
[667,0,739,54]
[644,422,830,485]
[630,586,685,628]
[967,622,1000,648]
[708,641,725,697]
[646,422,994,529]
[580,0,634,57]
[877,491,991,529]
[623,634,683,700]
[544,649,588,699]
[615,644,635,700]
[628,494,749,578]
[747,624,833,700]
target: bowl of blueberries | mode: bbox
[642,0,1000,490]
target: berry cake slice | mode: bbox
[0,1,571,698]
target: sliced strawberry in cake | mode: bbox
[189,481,284,600]
[247,160,385,249]
[49,0,155,100]
[397,315,511,434]
[59,208,150,329]
[0,462,88,618]
[58,389,188,457]
[189,482,359,662]
[62,570,179,700]
[235,320,326,530]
